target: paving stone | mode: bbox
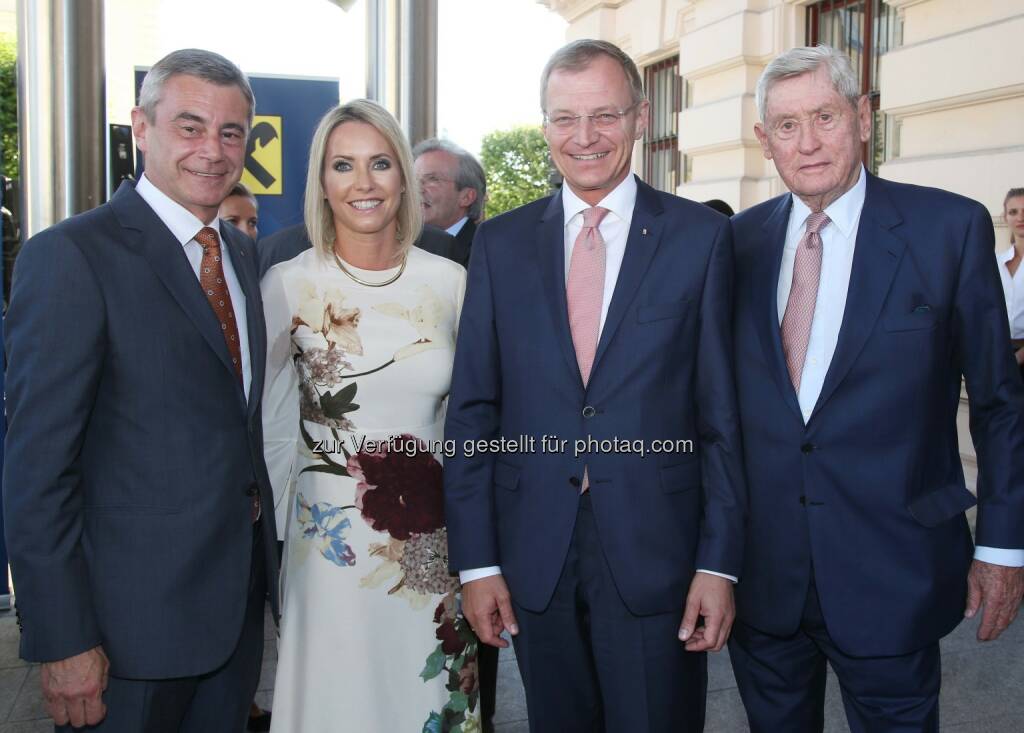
[0,721,53,733]
[0,667,29,723]
[6,667,42,723]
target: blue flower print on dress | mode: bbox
[296,492,356,567]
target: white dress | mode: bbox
[261,246,480,732]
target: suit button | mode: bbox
[582,406,596,418]
[245,483,258,497]
[569,476,582,488]
[801,443,816,454]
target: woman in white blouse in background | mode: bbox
[997,187,1024,377]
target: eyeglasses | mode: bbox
[418,173,456,188]
[544,103,639,132]
[767,109,844,141]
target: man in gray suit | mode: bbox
[3,49,278,732]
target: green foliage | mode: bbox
[0,35,17,180]
[479,125,555,219]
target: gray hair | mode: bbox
[756,45,860,122]
[304,100,422,259]
[138,49,255,127]
[540,39,645,113]
[412,138,487,221]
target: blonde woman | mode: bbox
[261,100,479,731]
[997,187,1024,376]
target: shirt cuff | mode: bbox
[697,568,738,583]
[458,566,502,584]
[973,546,1024,567]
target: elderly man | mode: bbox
[413,138,486,268]
[444,39,745,732]
[729,45,1024,731]
[3,49,278,732]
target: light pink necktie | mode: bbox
[567,206,608,386]
[781,211,831,392]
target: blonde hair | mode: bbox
[303,99,422,259]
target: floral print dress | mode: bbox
[261,246,479,732]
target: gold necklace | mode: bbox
[333,250,407,287]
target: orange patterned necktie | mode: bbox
[195,227,243,386]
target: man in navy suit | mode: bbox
[444,39,745,732]
[729,45,1024,732]
[3,49,278,731]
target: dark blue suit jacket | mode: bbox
[3,181,279,678]
[445,177,746,615]
[732,173,1024,656]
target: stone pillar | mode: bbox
[17,0,105,237]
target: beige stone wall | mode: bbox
[879,0,1024,249]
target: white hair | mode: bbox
[756,45,860,122]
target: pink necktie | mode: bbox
[781,211,831,392]
[567,207,608,386]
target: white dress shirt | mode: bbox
[777,166,1022,568]
[461,176,735,584]
[136,174,252,399]
[996,244,1024,339]
[446,216,469,238]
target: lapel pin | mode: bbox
[641,228,648,236]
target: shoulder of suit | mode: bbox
[870,175,984,217]
[475,195,555,239]
[21,201,120,261]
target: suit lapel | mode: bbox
[810,174,905,419]
[591,179,664,375]
[536,192,585,390]
[109,183,247,402]
[754,194,804,421]
[222,227,265,417]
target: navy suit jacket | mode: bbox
[732,173,1024,656]
[3,181,279,678]
[444,177,746,615]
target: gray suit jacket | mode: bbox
[2,181,279,678]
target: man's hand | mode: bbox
[1014,349,1024,366]
[462,575,519,649]
[40,645,109,728]
[965,560,1024,641]
[679,573,735,652]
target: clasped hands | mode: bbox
[461,572,735,652]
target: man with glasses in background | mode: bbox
[444,39,745,732]
[414,138,486,268]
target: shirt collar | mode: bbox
[999,245,1017,265]
[788,164,866,241]
[561,173,638,227]
[135,173,222,247]
[445,216,469,237]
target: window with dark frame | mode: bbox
[642,56,682,194]
[807,0,900,173]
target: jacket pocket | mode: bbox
[660,460,700,494]
[637,298,689,324]
[493,461,521,492]
[907,482,976,527]
[883,311,937,332]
